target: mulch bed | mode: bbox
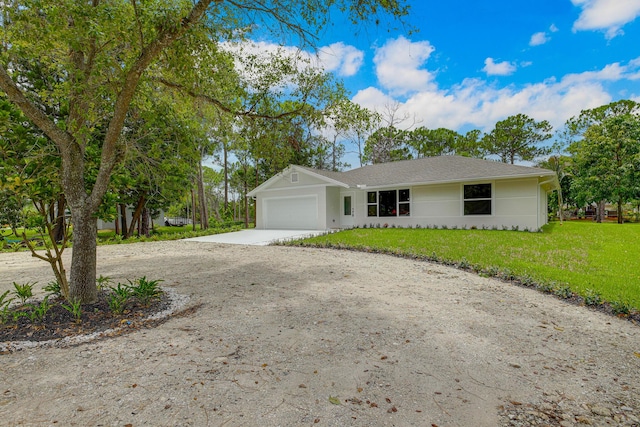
[0,292,170,343]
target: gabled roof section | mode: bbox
[247,165,349,197]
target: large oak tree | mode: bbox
[0,0,409,303]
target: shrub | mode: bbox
[61,298,83,323]
[13,281,35,304]
[553,285,573,299]
[583,289,603,306]
[128,276,163,306]
[611,300,631,316]
[43,280,62,298]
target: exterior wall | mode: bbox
[325,187,341,229]
[350,178,545,231]
[254,185,328,229]
[266,169,330,190]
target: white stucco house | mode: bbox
[247,156,560,231]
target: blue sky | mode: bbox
[306,0,640,134]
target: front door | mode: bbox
[341,192,355,228]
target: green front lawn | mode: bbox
[297,221,640,312]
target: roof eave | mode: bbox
[356,172,558,190]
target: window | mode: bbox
[463,183,492,215]
[367,189,410,217]
[290,173,299,183]
[367,192,377,216]
[399,189,410,216]
[343,196,352,216]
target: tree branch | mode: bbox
[154,77,310,120]
[88,0,218,211]
[0,66,75,150]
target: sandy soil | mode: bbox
[0,240,638,426]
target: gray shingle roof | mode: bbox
[298,156,556,188]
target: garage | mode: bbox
[263,195,318,229]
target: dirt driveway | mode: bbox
[1,241,638,426]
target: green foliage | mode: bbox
[583,289,603,306]
[611,300,631,316]
[27,296,51,323]
[482,113,553,164]
[567,101,640,223]
[553,285,573,299]
[107,283,134,315]
[299,222,640,311]
[12,282,34,304]
[0,290,14,323]
[43,280,62,298]
[128,277,164,306]
[61,299,83,323]
[96,275,113,290]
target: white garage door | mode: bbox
[264,196,318,229]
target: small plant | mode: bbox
[537,281,555,293]
[0,290,14,324]
[610,300,631,316]
[457,258,470,269]
[482,266,500,277]
[61,298,83,323]
[553,285,573,299]
[583,289,603,306]
[96,275,113,290]
[27,296,51,323]
[108,282,133,314]
[520,275,535,287]
[10,241,23,252]
[128,276,163,306]
[43,280,62,298]
[13,281,35,304]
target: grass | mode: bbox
[1,223,247,252]
[295,221,640,312]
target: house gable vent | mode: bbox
[291,172,299,183]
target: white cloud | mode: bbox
[316,42,364,77]
[550,24,559,33]
[354,58,640,133]
[372,36,436,95]
[222,40,364,78]
[572,0,640,38]
[530,32,550,46]
[482,58,517,76]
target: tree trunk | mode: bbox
[617,199,623,224]
[596,200,605,223]
[68,209,98,303]
[191,187,197,231]
[114,203,121,236]
[224,144,229,211]
[127,194,146,237]
[52,194,66,244]
[120,203,128,237]
[197,159,209,229]
[141,207,150,237]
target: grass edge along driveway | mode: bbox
[294,221,640,313]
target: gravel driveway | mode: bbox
[1,240,638,426]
